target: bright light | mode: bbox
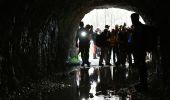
[81,98,86,100]
[88,67,94,76]
[97,75,100,83]
[82,8,145,31]
[97,31,100,35]
[81,32,87,37]
[89,81,97,96]
[76,71,81,87]
[126,72,129,78]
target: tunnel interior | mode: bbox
[0,0,169,99]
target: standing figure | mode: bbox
[99,25,111,66]
[109,29,118,65]
[92,28,98,59]
[76,22,91,67]
[131,13,148,90]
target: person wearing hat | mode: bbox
[105,25,110,29]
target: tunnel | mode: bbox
[0,0,169,99]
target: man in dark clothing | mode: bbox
[131,13,148,91]
[99,25,111,66]
[109,29,118,65]
[76,22,91,67]
[118,25,128,66]
[127,27,133,67]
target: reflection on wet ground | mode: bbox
[0,63,166,100]
[75,65,137,100]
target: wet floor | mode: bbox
[0,55,165,100]
[3,63,162,100]
[74,65,137,100]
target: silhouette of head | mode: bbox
[85,24,91,29]
[105,25,110,29]
[131,13,140,25]
[79,21,84,27]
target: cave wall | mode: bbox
[0,0,169,87]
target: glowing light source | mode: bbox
[126,72,129,78]
[82,98,86,100]
[81,32,87,37]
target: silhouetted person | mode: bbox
[109,29,118,64]
[118,24,128,66]
[99,25,111,66]
[131,13,148,91]
[76,22,91,67]
[114,25,121,66]
[127,26,133,67]
[91,26,97,59]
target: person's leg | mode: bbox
[122,46,127,66]
[119,45,124,65]
[79,46,85,66]
[108,46,112,64]
[84,45,90,66]
[115,45,120,66]
[139,52,148,88]
[99,47,104,66]
[134,50,148,91]
[105,47,111,65]
[113,46,116,64]
[93,44,97,59]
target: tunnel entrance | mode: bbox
[72,7,150,67]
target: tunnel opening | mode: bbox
[68,7,157,67]
[82,8,146,65]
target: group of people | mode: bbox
[95,23,134,67]
[75,17,134,68]
[76,13,157,91]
